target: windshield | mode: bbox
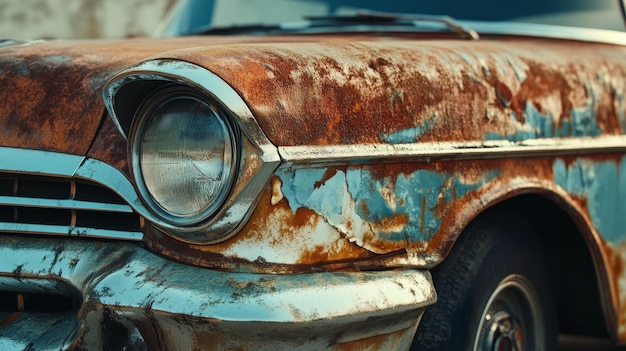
[159,0,626,37]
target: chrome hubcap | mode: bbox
[482,311,523,350]
[474,275,543,351]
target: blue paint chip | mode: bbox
[491,97,602,142]
[277,164,500,245]
[47,55,71,63]
[554,157,626,243]
[381,113,437,144]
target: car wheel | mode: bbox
[411,209,557,351]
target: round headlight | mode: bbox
[130,85,238,226]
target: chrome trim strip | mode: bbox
[0,147,83,175]
[0,196,134,213]
[74,158,174,233]
[286,20,626,46]
[0,222,143,240]
[73,158,147,212]
[4,134,625,240]
[278,136,626,165]
[466,21,626,46]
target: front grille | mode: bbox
[0,173,143,240]
[0,290,78,313]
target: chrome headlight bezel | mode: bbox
[128,84,240,227]
[103,60,281,244]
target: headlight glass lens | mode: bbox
[133,87,236,225]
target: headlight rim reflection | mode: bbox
[129,84,239,228]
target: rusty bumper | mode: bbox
[0,235,435,350]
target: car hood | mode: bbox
[0,39,173,155]
[2,34,626,158]
[0,35,359,156]
[152,37,626,147]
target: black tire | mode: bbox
[411,209,557,351]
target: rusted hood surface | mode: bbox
[5,36,623,154]
[0,36,330,155]
[0,40,155,155]
[158,39,626,146]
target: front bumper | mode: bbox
[0,235,435,350]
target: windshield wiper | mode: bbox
[191,23,285,35]
[193,12,479,40]
[305,12,479,40]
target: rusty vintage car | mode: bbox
[2,0,626,350]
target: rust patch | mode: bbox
[86,113,130,175]
[601,241,626,343]
[335,325,417,351]
[159,40,626,146]
[146,154,583,272]
[0,312,20,328]
[15,35,623,337]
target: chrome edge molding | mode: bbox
[3,134,625,240]
[0,146,84,175]
[278,136,626,166]
[103,60,281,243]
[466,20,626,46]
[289,20,626,46]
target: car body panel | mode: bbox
[3,25,626,347]
[134,37,626,340]
[157,39,626,146]
[0,235,434,350]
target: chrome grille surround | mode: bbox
[0,147,143,241]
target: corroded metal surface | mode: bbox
[142,39,626,269]
[0,39,174,155]
[552,155,626,342]
[5,32,626,345]
[159,40,626,146]
[0,235,434,350]
[146,38,626,342]
[148,153,606,270]
[87,115,130,174]
[0,37,309,156]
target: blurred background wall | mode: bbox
[0,0,178,39]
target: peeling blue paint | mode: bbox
[571,106,601,137]
[507,57,527,83]
[524,101,554,138]
[454,51,474,65]
[278,166,499,244]
[46,55,71,63]
[572,86,602,136]
[490,54,527,83]
[554,157,626,243]
[617,94,626,132]
[15,63,28,76]
[381,113,437,144]
[484,132,504,141]
[487,95,601,142]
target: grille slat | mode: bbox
[0,173,143,241]
[0,223,143,240]
[0,196,134,213]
